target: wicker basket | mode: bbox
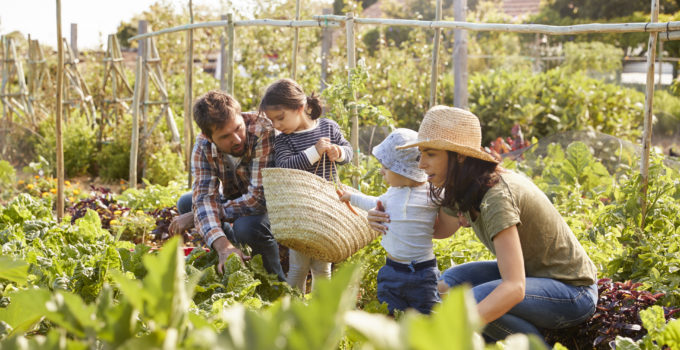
[262,167,378,263]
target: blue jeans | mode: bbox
[377,258,441,315]
[440,261,597,341]
[177,192,285,281]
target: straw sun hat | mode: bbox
[397,105,498,163]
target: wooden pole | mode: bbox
[640,0,660,228]
[453,0,468,108]
[313,15,680,34]
[227,13,235,95]
[130,56,142,188]
[429,0,442,108]
[128,19,341,42]
[184,0,195,189]
[70,23,78,59]
[657,39,663,90]
[291,0,301,79]
[320,8,332,91]
[346,12,359,188]
[56,0,65,221]
[220,14,228,91]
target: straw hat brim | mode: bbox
[397,139,498,163]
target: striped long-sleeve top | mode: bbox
[274,118,353,180]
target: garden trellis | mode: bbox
[125,0,673,229]
[12,0,665,227]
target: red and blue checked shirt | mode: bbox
[191,112,275,248]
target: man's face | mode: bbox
[210,114,247,156]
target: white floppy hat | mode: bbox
[372,128,428,182]
[397,105,498,163]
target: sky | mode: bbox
[0,0,250,50]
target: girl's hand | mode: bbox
[326,145,342,162]
[367,200,389,234]
[315,137,331,155]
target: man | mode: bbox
[169,90,285,280]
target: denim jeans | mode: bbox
[377,258,441,315]
[440,261,597,342]
[177,192,285,281]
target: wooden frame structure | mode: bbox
[60,38,96,124]
[126,0,672,229]
[27,39,52,118]
[101,34,134,128]
[1,37,35,127]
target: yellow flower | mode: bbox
[120,179,126,185]
[26,184,34,190]
[50,188,57,194]
[114,210,122,216]
[121,186,127,190]
[41,192,49,198]
[69,197,75,202]
[136,210,144,215]
[34,175,40,179]
[109,219,119,225]
[18,180,24,185]
[65,180,71,186]
[73,189,80,195]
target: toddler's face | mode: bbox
[380,166,412,187]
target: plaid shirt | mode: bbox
[191,112,275,248]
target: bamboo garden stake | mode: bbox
[640,0,660,229]
[55,0,65,221]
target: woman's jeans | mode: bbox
[177,192,285,281]
[440,261,597,341]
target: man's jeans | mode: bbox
[177,192,285,281]
[440,260,598,341]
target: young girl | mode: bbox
[378,105,598,341]
[260,78,353,293]
[340,128,440,314]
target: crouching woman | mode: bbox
[376,106,598,342]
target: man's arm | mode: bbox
[191,139,228,248]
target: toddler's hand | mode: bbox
[457,211,470,227]
[338,190,352,203]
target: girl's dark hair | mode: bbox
[430,151,500,213]
[259,78,323,120]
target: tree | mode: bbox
[545,0,680,20]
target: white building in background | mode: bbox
[621,61,675,86]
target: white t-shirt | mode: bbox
[350,183,438,262]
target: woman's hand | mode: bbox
[367,200,390,234]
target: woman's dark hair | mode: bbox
[193,90,241,139]
[259,78,322,119]
[430,151,500,213]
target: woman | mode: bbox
[369,105,598,342]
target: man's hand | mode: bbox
[212,236,251,274]
[169,212,195,236]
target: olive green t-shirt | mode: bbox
[444,170,597,286]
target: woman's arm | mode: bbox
[432,207,461,239]
[476,225,526,324]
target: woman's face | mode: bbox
[264,106,307,134]
[418,147,449,187]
